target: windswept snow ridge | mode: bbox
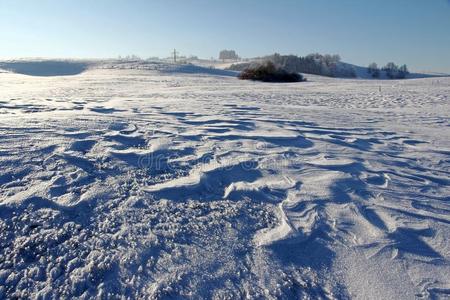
[0,62,449,299]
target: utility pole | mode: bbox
[172,49,179,63]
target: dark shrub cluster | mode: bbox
[238,62,305,82]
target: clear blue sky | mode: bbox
[1,0,449,72]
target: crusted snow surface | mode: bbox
[0,64,449,299]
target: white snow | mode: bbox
[0,61,449,299]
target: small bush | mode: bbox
[239,62,305,83]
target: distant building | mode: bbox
[219,50,239,61]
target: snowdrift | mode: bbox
[0,64,449,299]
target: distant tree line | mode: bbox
[368,62,409,79]
[229,53,356,78]
[269,53,357,78]
[118,55,143,61]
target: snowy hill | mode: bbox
[0,59,238,78]
[0,60,449,299]
[0,59,447,80]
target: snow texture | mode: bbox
[0,61,449,299]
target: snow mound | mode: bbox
[0,60,91,76]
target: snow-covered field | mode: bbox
[0,62,449,299]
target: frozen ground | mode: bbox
[0,62,449,299]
